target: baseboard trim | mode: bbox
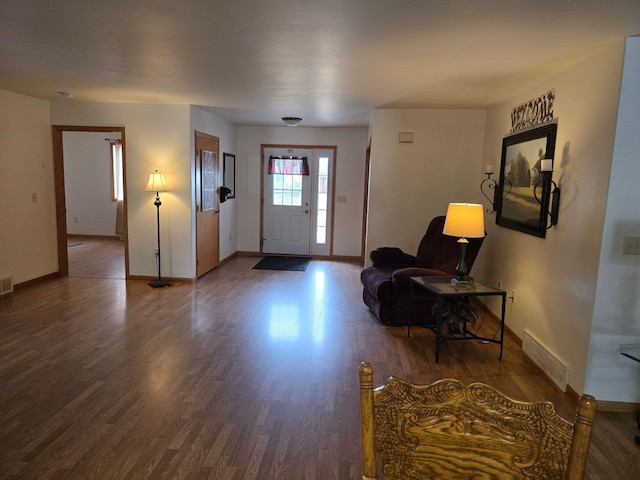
[220,252,238,265]
[475,300,521,346]
[595,399,640,413]
[566,384,580,403]
[14,272,60,291]
[128,275,195,284]
[313,254,362,264]
[67,234,122,241]
[476,303,586,398]
[562,387,639,414]
[235,251,362,264]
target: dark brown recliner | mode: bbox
[360,216,484,326]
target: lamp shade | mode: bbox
[145,171,168,192]
[443,203,485,239]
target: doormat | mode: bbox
[252,256,311,272]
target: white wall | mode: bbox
[481,40,626,396]
[63,131,120,236]
[0,90,57,284]
[50,102,193,279]
[236,126,369,257]
[366,109,487,263]
[587,37,640,402]
[189,106,238,262]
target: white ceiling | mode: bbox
[1,0,639,127]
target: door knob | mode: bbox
[305,210,309,214]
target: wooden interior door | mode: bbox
[195,131,220,277]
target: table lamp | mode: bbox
[443,203,485,286]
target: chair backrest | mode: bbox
[359,362,596,480]
[415,216,484,275]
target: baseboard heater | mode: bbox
[522,329,570,392]
[0,274,13,296]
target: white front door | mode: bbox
[263,148,312,255]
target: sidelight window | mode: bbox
[316,156,329,244]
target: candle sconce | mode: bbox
[480,170,499,214]
[533,159,560,229]
[480,166,513,215]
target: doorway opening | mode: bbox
[52,126,129,279]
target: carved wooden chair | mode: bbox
[359,362,597,480]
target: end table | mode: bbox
[410,276,507,363]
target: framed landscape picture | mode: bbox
[496,123,557,238]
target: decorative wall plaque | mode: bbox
[510,90,555,133]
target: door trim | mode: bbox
[361,140,371,262]
[260,144,337,256]
[52,125,129,278]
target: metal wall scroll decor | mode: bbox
[510,89,555,133]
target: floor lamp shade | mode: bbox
[146,170,172,288]
[145,171,169,193]
[443,203,485,282]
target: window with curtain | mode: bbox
[268,156,309,175]
[111,142,125,238]
[111,142,124,201]
[268,156,309,207]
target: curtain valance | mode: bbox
[268,156,310,175]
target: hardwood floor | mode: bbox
[0,257,638,479]
[68,235,125,279]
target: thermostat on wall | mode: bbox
[398,132,414,143]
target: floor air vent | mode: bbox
[0,274,13,296]
[522,329,569,392]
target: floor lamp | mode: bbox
[146,170,172,288]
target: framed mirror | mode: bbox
[223,153,235,199]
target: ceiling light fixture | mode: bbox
[56,91,74,99]
[281,116,302,127]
